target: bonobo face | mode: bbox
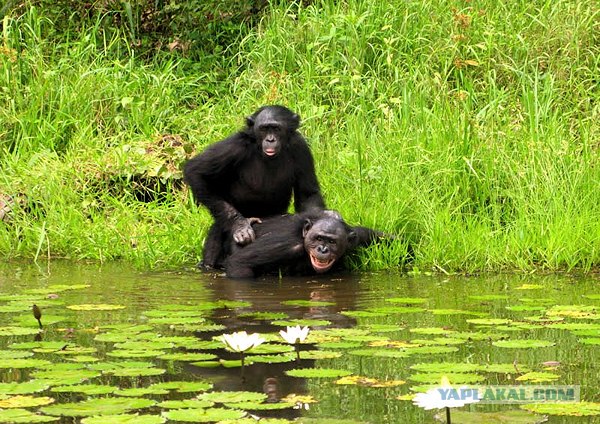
[303,217,353,273]
[247,106,300,158]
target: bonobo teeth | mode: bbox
[310,254,335,273]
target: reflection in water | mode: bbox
[0,262,598,424]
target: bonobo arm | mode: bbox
[225,227,306,278]
[183,136,254,240]
[350,226,387,248]
[293,141,326,212]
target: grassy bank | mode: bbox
[1,0,599,272]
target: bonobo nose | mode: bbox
[316,245,328,254]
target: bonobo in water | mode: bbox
[183,105,325,269]
[224,210,384,278]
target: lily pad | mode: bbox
[31,368,100,385]
[410,363,481,373]
[115,388,170,397]
[198,391,267,403]
[335,375,405,388]
[156,399,214,409]
[161,408,245,422]
[285,368,352,378]
[450,409,544,423]
[115,341,175,350]
[0,409,59,423]
[67,304,126,311]
[81,415,166,424]
[515,372,560,382]
[0,395,55,408]
[224,401,295,410]
[0,358,52,369]
[0,326,40,336]
[0,380,49,395]
[0,350,33,359]
[107,350,166,359]
[158,352,217,361]
[467,318,512,326]
[299,350,342,360]
[149,381,212,393]
[409,372,484,384]
[385,297,427,304]
[51,384,117,395]
[40,397,156,417]
[107,367,166,378]
[521,402,600,416]
[492,340,555,349]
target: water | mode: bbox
[0,261,598,423]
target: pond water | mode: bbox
[0,262,599,423]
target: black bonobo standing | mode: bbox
[183,105,326,268]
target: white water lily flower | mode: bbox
[412,376,480,410]
[279,325,310,344]
[220,331,265,353]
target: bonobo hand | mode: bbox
[232,217,262,245]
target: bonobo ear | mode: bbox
[246,115,255,128]
[347,230,358,246]
[290,113,300,131]
[302,219,313,238]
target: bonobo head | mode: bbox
[246,105,300,158]
[302,211,356,273]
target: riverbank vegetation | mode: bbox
[1,0,598,273]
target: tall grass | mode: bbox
[1,0,599,272]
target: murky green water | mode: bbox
[0,262,599,423]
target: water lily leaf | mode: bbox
[246,344,294,355]
[547,323,600,331]
[31,368,100,385]
[65,355,100,363]
[13,314,67,327]
[271,319,331,327]
[452,332,509,341]
[156,399,214,409]
[335,375,405,388]
[299,350,342,360]
[579,338,600,345]
[515,284,544,290]
[54,346,98,356]
[386,297,427,304]
[147,317,206,325]
[410,363,481,373]
[281,300,335,307]
[0,304,30,313]
[0,350,33,359]
[571,329,600,337]
[0,395,54,408]
[67,304,126,311]
[149,381,212,393]
[190,361,221,368]
[81,414,166,424]
[107,350,165,359]
[467,318,512,326]
[505,306,545,312]
[523,316,563,323]
[469,295,509,301]
[247,354,294,364]
[115,388,170,397]
[158,352,217,361]
[142,310,206,318]
[492,340,555,349]
[546,305,597,318]
[318,341,362,349]
[0,326,40,336]
[450,409,543,423]
[0,408,59,422]
[411,337,465,346]
[428,309,487,316]
[238,311,289,320]
[224,401,295,410]
[285,368,352,378]
[348,349,409,358]
[403,346,459,355]
[409,372,485,384]
[0,380,49,395]
[161,408,245,422]
[115,341,175,351]
[515,371,560,382]
[177,324,227,332]
[359,324,403,333]
[51,384,117,395]
[108,367,166,378]
[41,397,156,417]
[198,391,267,404]
[409,327,455,335]
[89,361,154,372]
[367,306,426,314]
[341,310,387,318]
[0,358,52,368]
[521,402,600,416]
[482,363,531,374]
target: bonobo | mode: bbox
[183,105,325,269]
[224,210,383,278]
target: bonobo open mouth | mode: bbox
[310,254,336,273]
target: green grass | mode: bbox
[1,0,599,272]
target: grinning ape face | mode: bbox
[246,106,300,158]
[302,214,355,273]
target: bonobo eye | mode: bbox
[316,236,323,242]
